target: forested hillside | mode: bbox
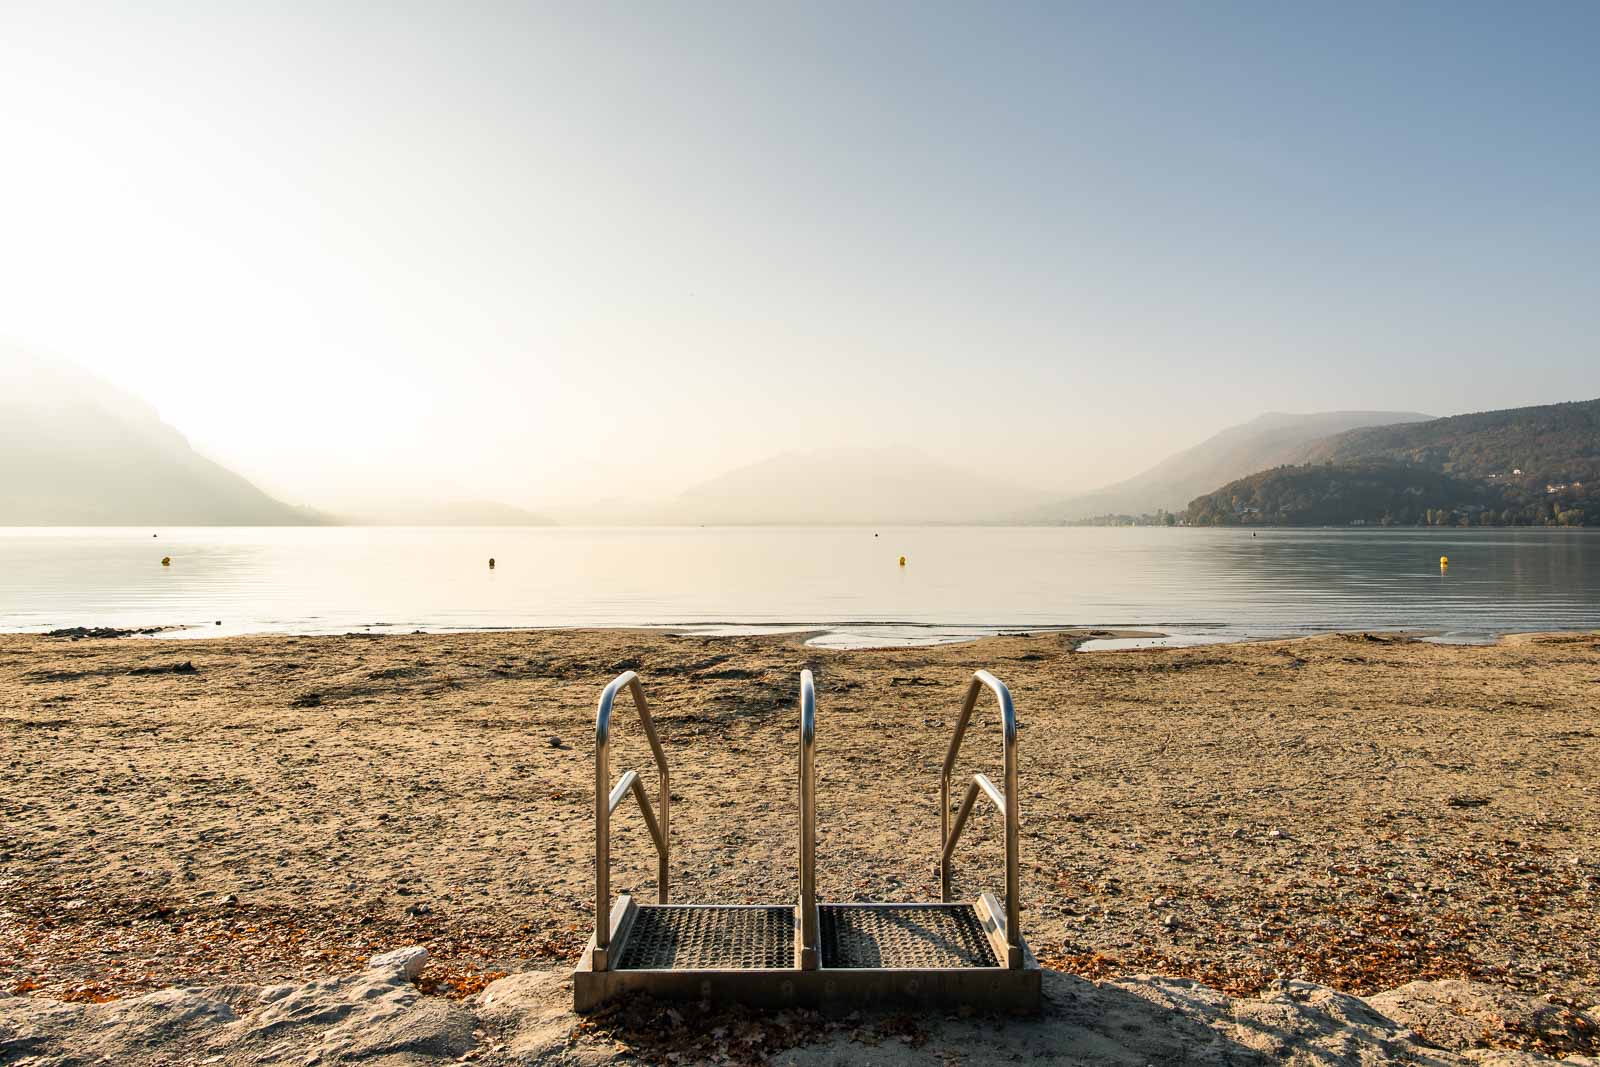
[1292,398,1600,483]
[1186,462,1594,527]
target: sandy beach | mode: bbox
[2,626,1597,1022]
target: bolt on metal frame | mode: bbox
[939,669,1022,968]
[593,670,670,972]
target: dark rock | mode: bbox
[128,661,197,676]
[46,626,166,640]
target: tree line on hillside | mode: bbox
[1296,398,1600,484]
[1185,462,1594,527]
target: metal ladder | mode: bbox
[573,668,1040,1012]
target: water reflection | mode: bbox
[0,526,1595,646]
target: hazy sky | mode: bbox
[2,2,1596,510]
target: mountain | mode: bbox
[606,446,1047,525]
[1186,463,1493,526]
[1185,399,1600,528]
[1185,461,1594,527]
[1020,410,1433,522]
[340,500,554,526]
[1287,398,1600,483]
[0,350,316,525]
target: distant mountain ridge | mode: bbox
[13,346,1591,529]
[0,352,563,527]
[1185,398,1600,528]
[340,500,554,526]
[594,446,1046,525]
[0,352,316,526]
[1020,410,1433,522]
[1286,398,1600,483]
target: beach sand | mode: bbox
[1,627,1597,1010]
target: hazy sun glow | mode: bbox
[2,3,1596,513]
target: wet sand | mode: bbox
[1,628,1597,1008]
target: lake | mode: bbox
[1,526,1596,646]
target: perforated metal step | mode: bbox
[611,902,1002,971]
[576,894,1039,1012]
[615,905,794,970]
[820,903,998,969]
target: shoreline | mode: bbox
[12,620,1598,650]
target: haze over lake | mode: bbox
[2,526,1595,646]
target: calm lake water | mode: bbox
[0,526,1596,646]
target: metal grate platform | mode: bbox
[616,905,794,970]
[576,892,1039,1012]
[820,903,998,969]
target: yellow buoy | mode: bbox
[161,556,171,566]
[1439,555,1449,566]
[899,555,906,567]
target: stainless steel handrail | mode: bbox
[594,671,670,971]
[939,670,1022,968]
[797,669,817,969]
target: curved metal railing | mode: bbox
[797,669,817,969]
[593,671,670,971]
[939,670,1022,968]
